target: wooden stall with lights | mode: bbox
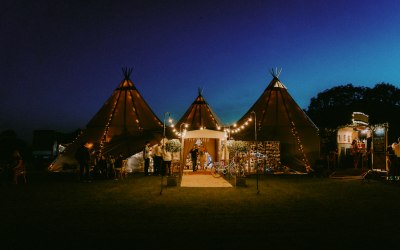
[337,112,388,170]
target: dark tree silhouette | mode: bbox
[307,84,368,128]
[306,82,400,150]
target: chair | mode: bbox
[115,159,128,179]
[14,159,27,184]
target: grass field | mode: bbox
[1,171,400,249]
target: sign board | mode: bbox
[352,112,369,125]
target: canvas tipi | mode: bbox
[175,88,223,131]
[174,89,225,167]
[49,68,163,172]
[233,70,320,172]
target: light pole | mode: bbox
[251,111,259,194]
[179,123,188,181]
[160,112,170,195]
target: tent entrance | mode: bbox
[180,129,227,182]
[182,138,219,171]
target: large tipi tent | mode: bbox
[175,89,225,166]
[49,68,164,172]
[233,70,320,172]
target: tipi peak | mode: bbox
[269,67,282,79]
[122,67,133,80]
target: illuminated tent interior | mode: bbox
[233,69,320,172]
[49,68,164,172]
[181,129,226,169]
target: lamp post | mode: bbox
[251,111,259,194]
[179,123,188,180]
[160,112,170,195]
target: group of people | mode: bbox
[74,142,126,181]
[350,138,372,169]
[346,137,400,181]
[143,140,173,176]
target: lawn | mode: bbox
[1,171,400,249]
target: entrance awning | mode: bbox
[184,129,226,139]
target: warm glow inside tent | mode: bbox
[181,129,226,170]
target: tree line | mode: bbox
[305,82,400,152]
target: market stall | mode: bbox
[337,112,388,170]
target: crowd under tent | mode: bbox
[232,69,320,173]
[49,68,165,172]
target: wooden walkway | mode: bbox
[180,174,232,187]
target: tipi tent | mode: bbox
[49,68,163,172]
[233,70,320,172]
[174,89,225,170]
[175,88,223,132]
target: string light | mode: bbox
[289,121,310,169]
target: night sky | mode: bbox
[2,0,400,143]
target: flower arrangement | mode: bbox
[165,139,181,152]
[227,140,249,154]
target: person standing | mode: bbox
[162,145,172,176]
[351,139,360,169]
[94,153,107,179]
[143,141,151,176]
[391,137,400,161]
[199,145,207,170]
[386,146,399,181]
[190,146,198,172]
[153,142,162,176]
[75,142,91,181]
[391,137,400,179]
[107,154,116,179]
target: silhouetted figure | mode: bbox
[94,154,107,179]
[75,142,91,181]
[153,142,162,176]
[143,141,151,176]
[12,150,26,184]
[115,153,124,172]
[190,146,198,172]
[366,137,372,169]
[107,155,116,179]
[1,151,20,184]
[387,147,398,181]
[162,145,172,176]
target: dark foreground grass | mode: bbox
[1,172,400,249]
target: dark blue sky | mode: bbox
[2,0,400,143]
